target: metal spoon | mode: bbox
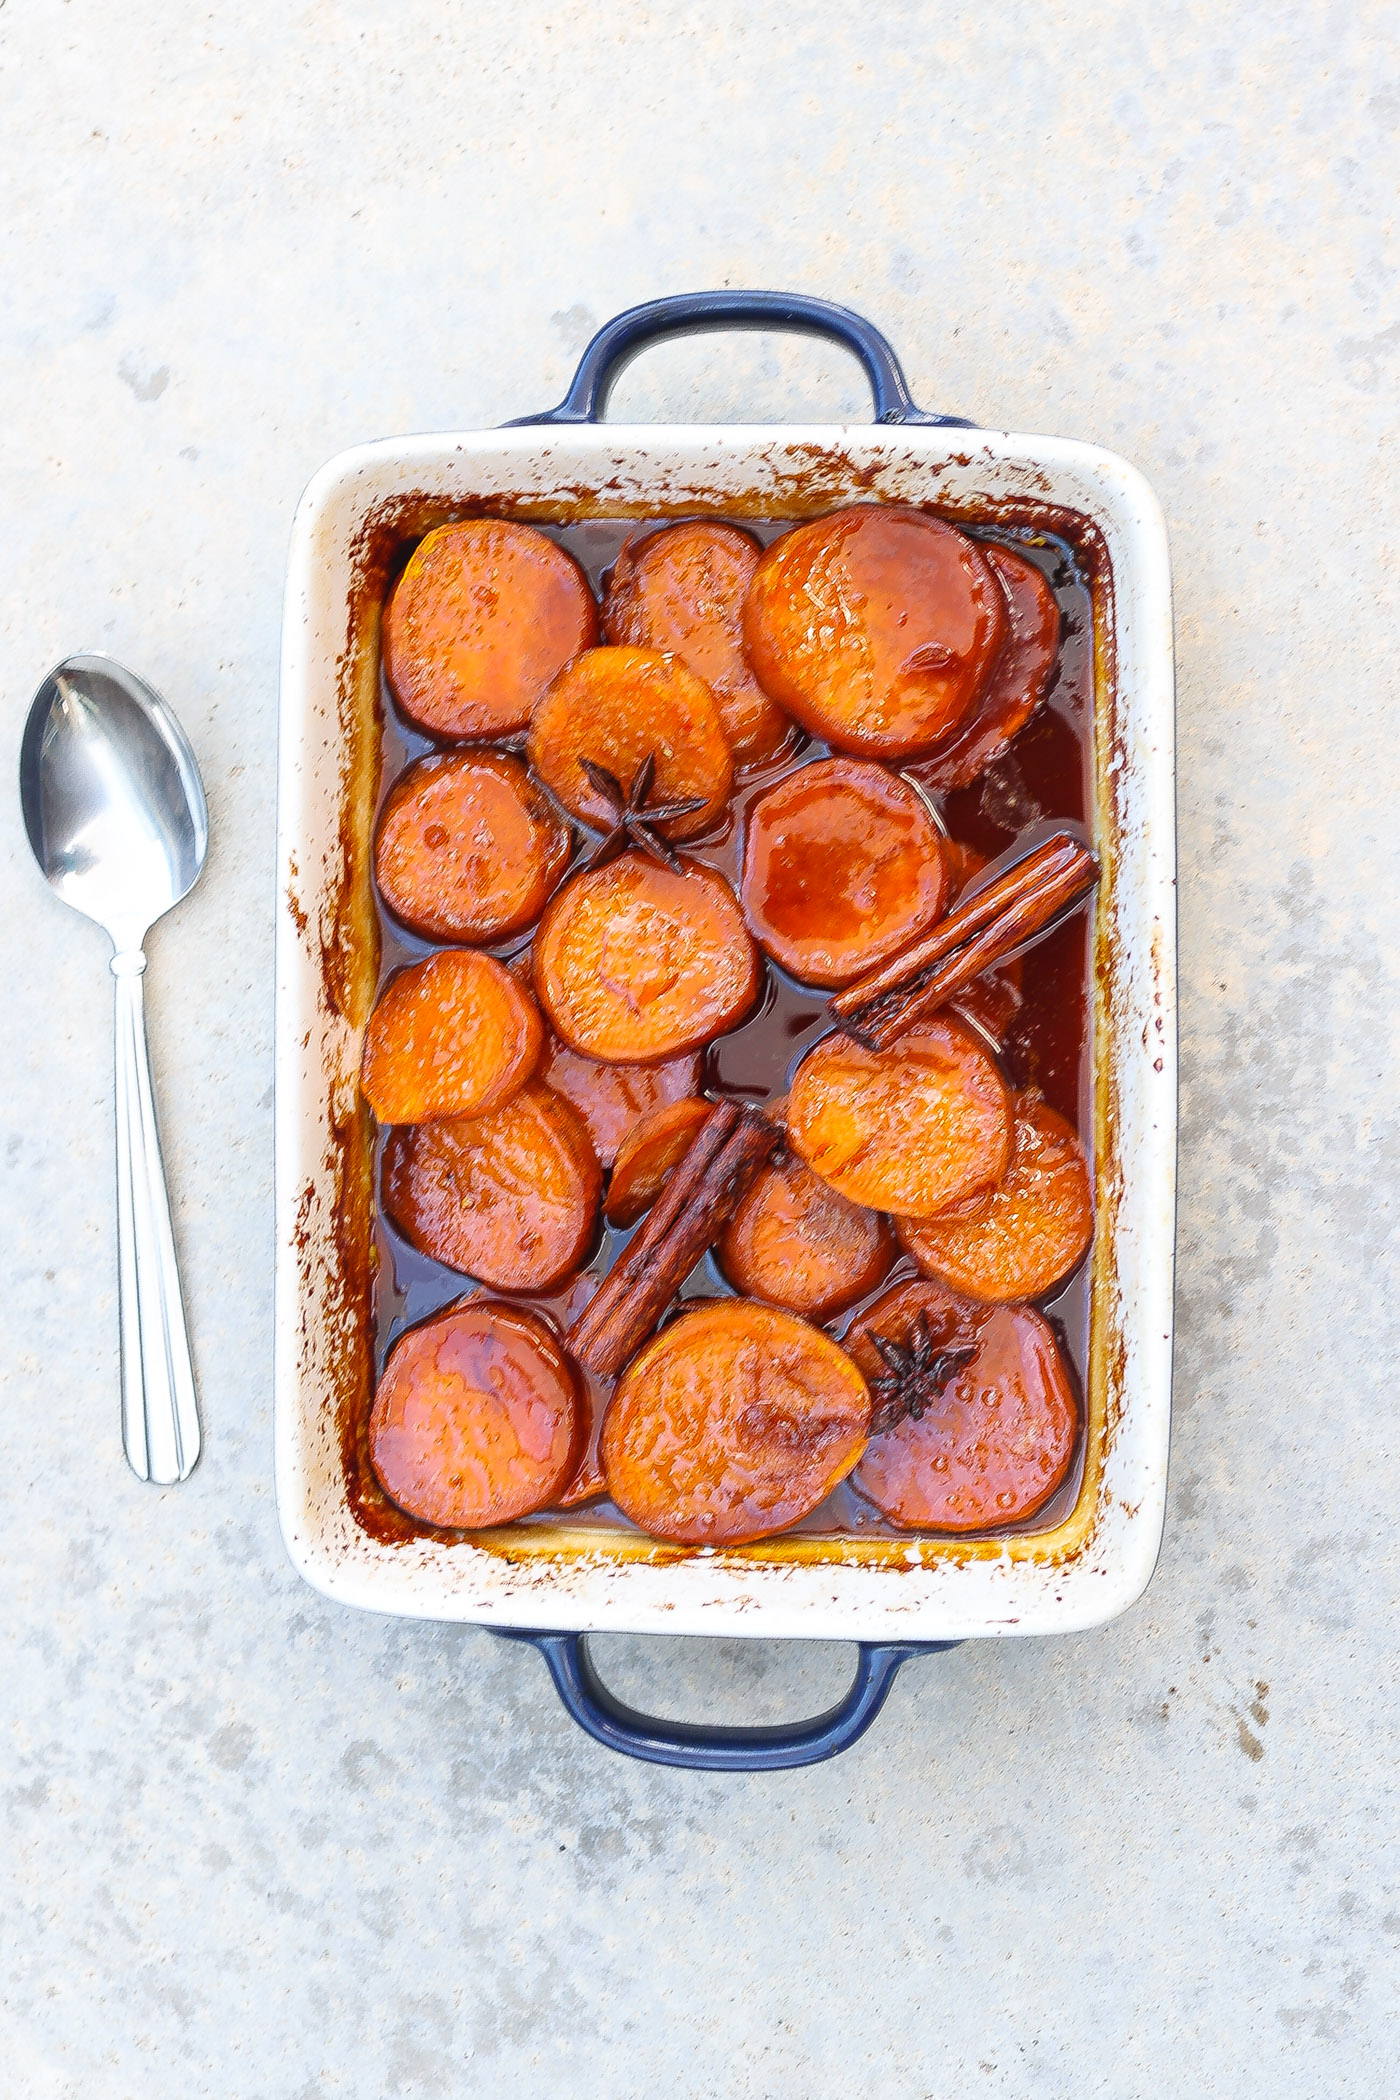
[20,654,208,1484]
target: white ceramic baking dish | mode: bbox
[275,293,1176,1767]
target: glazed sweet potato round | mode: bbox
[915,543,1061,790]
[743,505,1007,759]
[527,645,733,839]
[847,1279,1078,1530]
[538,1038,701,1167]
[382,1083,601,1291]
[384,520,598,739]
[787,1017,1011,1219]
[605,1096,713,1227]
[360,950,543,1125]
[740,757,951,987]
[716,1148,894,1322]
[602,522,792,764]
[557,1445,609,1509]
[370,1302,582,1529]
[374,752,572,943]
[602,1300,871,1545]
[897,1093,1092,1301]
[534,852,760,1063]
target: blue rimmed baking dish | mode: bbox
[275,292,1176,1769]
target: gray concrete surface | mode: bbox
[3,2,1397,2093]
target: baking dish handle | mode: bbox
[505,289,976,430]
[490,1628,958,1771]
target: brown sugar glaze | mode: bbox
[366,515,1095,1545]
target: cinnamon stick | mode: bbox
[838,836,1098,1055]
[831,831,1084,1017]
[568,1101,780,1378]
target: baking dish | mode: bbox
[275,291,1176,1768]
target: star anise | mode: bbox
[866,1313,976,1436]
[578,753,707,875]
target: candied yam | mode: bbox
[787,1017,1011,1219]
[605,1096,714,1227]
[556,1443,608,1508]
[940,838,983,895]
[527,645,733,838]
[384,520,598,739]
[601,1300,870,1545]
[915,544,1061,790]
[742,505,1006,758]
[369,1302,582,1528]
[360,950,543,1125]
[602,523,793,764]
[847,1279,1078,1530]
[897,1093,1092,1301]
[533,852,760,1063]
[538,1038,701,1166]
[740,756,950,987]
[716,1149,894,1322]
[381,1082,601,1291]
[848,1276,982,1361]
[949,966,1022,1045]
[374,751,572,943]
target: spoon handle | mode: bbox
[111,952,201,1483]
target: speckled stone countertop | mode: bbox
[3,4,1397,2094]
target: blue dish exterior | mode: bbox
[492,1629,960,1771]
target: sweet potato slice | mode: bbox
[717,1149,894,1322]
[742,506,1006,759]
[939,839,984,894]
[370,1302,582,1528]
[382,1082,601,1291]
[602,522,792,764]
[787,1017,1011,1218]
[847,1279,1077,1530]
[374,752,572,943]
[556,1440,609,1509]
[605,1096,714,1227]
[601,1300,870,1545]
[528,645,733,838]
[740,756,950,987]
[360,950,543,1125]
[915,544,1061,790]
[538,1038,701,1167]
[384,520,598,739]
[534,852,760,1063]
[897,1092,1092,1301]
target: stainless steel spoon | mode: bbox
[20,654,208,1484]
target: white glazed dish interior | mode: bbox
[275,422,1175,1643]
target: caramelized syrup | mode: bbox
[367,517,1096,1545]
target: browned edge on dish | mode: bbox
[293,448,1130,1574]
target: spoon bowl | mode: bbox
[20,654,208,1484]
[21,654,208,953]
